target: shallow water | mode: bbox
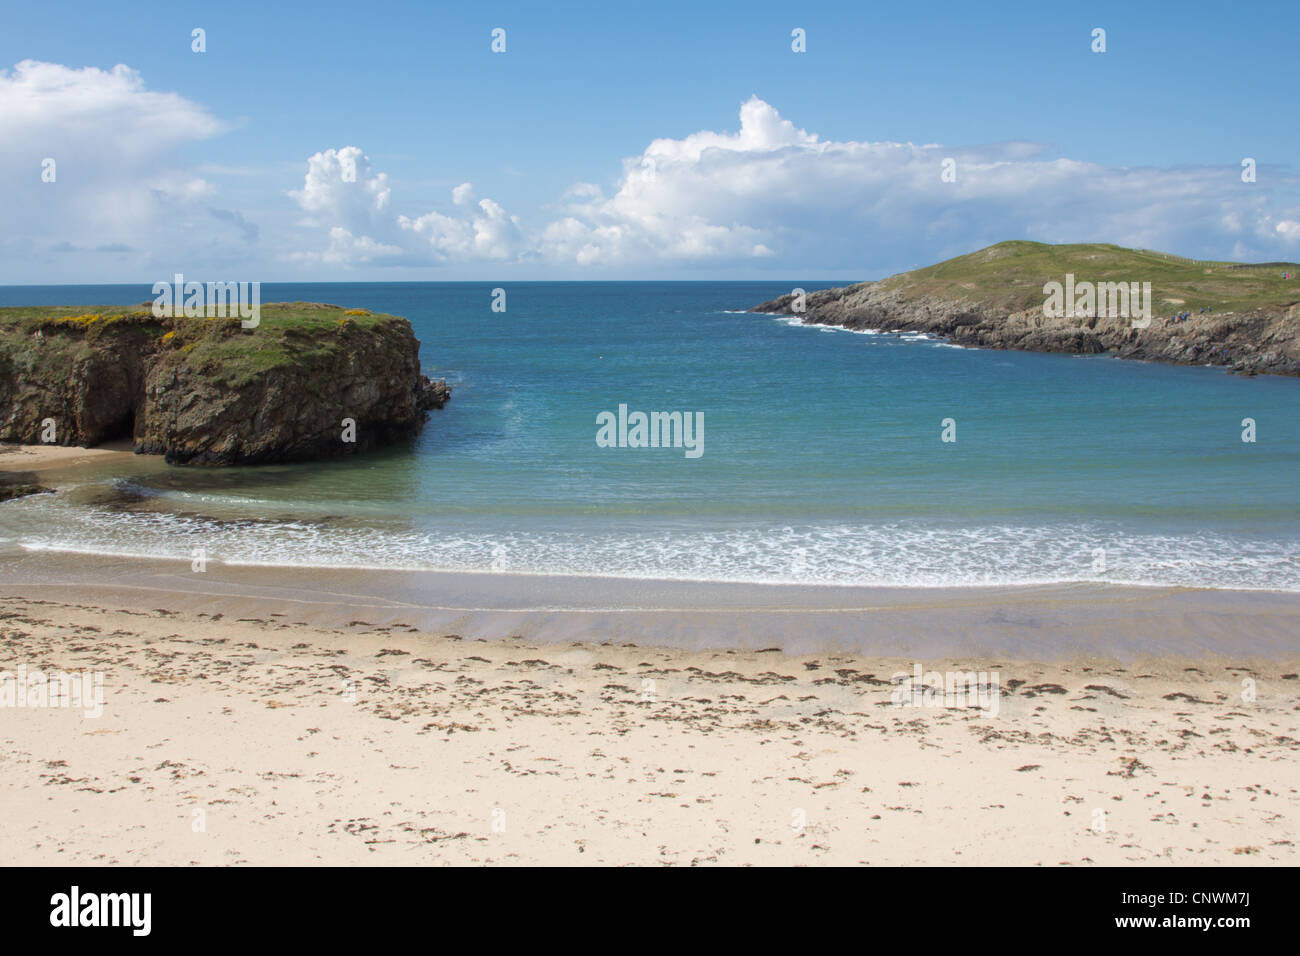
[3,281,1299,590]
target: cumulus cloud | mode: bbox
[398,191,525,261]
[289,96,1300,273]
[288,148,527,265]
[14,66,1292,279]
[289,146,390,227]
[0,59,222,158]
[0,60,241,274]
[284,147,416,266]
[533,96,1300,270]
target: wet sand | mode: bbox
[2,549,1299,659]
[0,552,1297,865]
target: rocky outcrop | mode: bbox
[0,479,53,502]
[0,303,451,464]
[418,378,452,411]
[752,274,1300,377]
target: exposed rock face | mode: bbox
[752,284,1300,376]
[417,378,452,411]
[0,304,451,464]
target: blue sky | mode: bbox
[2,0,1297,282]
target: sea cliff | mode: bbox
[0,302,450,464]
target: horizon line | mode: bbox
[0,278,871,289]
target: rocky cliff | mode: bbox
[0,303,450,464]
[752,242,1300,377]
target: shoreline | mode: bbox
[763,309,1300,378]
[4,514,1297,865]
[0,440,147,475]
[0,441,161,502]
[3,549,1299,660]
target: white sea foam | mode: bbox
[6,493,1298,592]
[766,312,948,342]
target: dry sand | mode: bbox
[1,588,1296,866]
[0,441,144,475]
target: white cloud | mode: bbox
[246,97,1300,273]
[0,60,234,276]
[285,226,403,264]
[526,96,1300,270]
[0,59,222,157]
[292,96,1298,272]
[396,190,525,261]
[287,152,528,264]
[9,67,1296,279]
[289,146,390,226]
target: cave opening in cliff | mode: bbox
[98,402,137,446]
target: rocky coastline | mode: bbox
[751,243,1300,376]
[0,302,451,465]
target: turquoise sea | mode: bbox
[2,281,1299,591]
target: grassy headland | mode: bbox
[753,242,1300,375]
[878,241,1300,315]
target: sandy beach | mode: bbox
[5,0,1300,891]
[0,440,144,474]
[3,455,1298,866]
[1,558,1297,866]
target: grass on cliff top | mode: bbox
[875,241,1300,315]
[0,301,397,334]
[0,302,407,388]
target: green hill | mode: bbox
[876,241,1300,315]
[751,241,1300,377]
